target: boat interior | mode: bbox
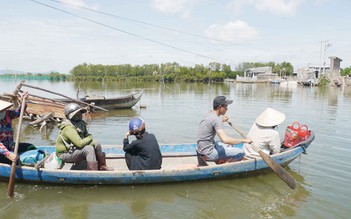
[62,155,204,171]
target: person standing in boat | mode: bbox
[123,116,162,170]
[243,108,286,159]
[196,96,252,163]
[0,92,30,164]
[56,103,113,171]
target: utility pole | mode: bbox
[322,40,332,75]
[318,41,323,76]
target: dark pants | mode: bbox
[124,153,134,169]
[59,144,101,164]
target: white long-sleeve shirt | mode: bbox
[243,123,281,159]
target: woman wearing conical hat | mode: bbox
[0,92,29,164]
[243,108,286,159]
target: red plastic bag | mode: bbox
[283,122,310,147]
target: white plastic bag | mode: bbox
[44,152,63,170]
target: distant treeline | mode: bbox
[1,61,296,82]
[0,72,67,81]
[69,61,294,82]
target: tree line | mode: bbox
[68,61,294,82]
[9,61,351,82]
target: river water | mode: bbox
[0,79,350,218]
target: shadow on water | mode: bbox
[0,166,310,219]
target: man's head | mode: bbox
[213,96,233,110]
[64,103,87,121]
[129,116,146,139]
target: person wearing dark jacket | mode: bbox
[123,117,162,170]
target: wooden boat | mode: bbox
[1,81,144,126]
[25,90,144,119]
[25,90,143,120]
[0,131,315,185]
[78,89,143,110]
[26,95,66,119]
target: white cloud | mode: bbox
[205,20,259,43]
[229,0,303,16]
[151,0,193,14]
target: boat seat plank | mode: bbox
[59,156,217,171]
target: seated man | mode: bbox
[123,117,162,170]
[196,96,252,163]
[243,108,286,159]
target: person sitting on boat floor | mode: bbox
[196,96,252,164]
[243,108,286,159]
[123,116,162,170]
[56,103,113,171]
[0,92,33,165]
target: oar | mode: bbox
[227,121,297,189]
[7,96,26,198]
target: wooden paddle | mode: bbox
[7,97,26,198]
[227,121,297,189]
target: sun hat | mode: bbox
[255,108,286,127]
[0,100,13,112]
[213,96,233,108]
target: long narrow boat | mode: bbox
[2,81,144,119]
[0,131,314,185]
[25,89,144,119]
[78,89,144,110]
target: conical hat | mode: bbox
[255,108,286,127]
[0,100,13,111]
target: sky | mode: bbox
[1,0,350,74]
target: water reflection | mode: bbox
[0,167,310,219]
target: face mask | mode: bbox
[71,112,83,121]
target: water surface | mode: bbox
[0,79,350,218]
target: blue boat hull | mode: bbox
[0,132,314,185]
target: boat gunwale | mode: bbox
[0,131,314,184]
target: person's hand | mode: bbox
[125,131,130,138]
[222,115,230,122]
[86,134,93,138]
[245,137,252,144]
[7,153,18,163]
[21,91,29,100]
